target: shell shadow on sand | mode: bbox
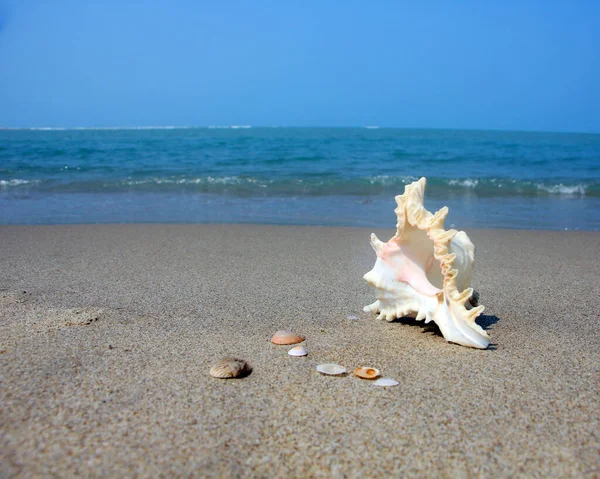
[390,314,500,350]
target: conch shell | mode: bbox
[363,177,490,349]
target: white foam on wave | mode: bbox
[536,183,587,195]
[120,126,184,130]
[208,125,252,129]
[0,179,38,187]
[205,176,255,184]
[448,179,479,188]
[120,176,267,186]
[367,175,417,185]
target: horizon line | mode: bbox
[0,125,598,135]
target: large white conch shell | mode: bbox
[363,177,490,349]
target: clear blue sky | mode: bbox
[0,1,598,132]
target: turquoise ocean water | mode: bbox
[1,127,599,230]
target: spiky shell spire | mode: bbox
[363,177,490,349]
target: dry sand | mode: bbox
[0,224,598,478]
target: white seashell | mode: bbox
[354,367,381,379]
[363,177,490,349]
[316,363,346,375]
[209,358,252,379]
[288,346,308,357]
[373,378,399,387]
[346,315,359,320]
[271,330,305,345]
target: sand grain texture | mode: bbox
[0,224,598,478]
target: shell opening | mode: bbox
[393,223,444,293]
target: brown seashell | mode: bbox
[353,367,381,380]
[209,358,252,379]
[271,330,305,345]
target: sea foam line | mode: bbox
[0,179,39,186]
[535,183,588,195]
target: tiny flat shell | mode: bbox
[373,377,399,387]
[209,358,252,379]
[316,363,346,375]
[288,346,308,357]
[271,330,305,345]
[354,367,381,380]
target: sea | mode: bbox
[1,127,599,230]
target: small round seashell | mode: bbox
[316,363,346,375]
[288,346,308,357]
[373,377,399,387]
[354,367,381,380]
[209,358,252,379]
[271,330,305,345]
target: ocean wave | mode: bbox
[438,178,595,196]
[0,179,39,187]
[535,183,588,195]
[207,125,252,129]
[120,176,268,186]
[366,175,418,185]
[448,179,479,188]
[113,176,590,198]
[1,175,597,197]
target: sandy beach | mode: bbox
[0,224,598,478]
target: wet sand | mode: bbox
[1,224,598,477]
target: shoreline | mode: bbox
[1,224,598,477]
